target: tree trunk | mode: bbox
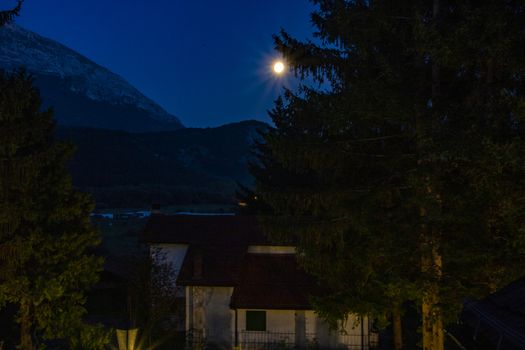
[392,307,403,350]
[421,1,445,349]
[20,300,33,350]
[421,243,444,350]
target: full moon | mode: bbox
[273,61,285,74]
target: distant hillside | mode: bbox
[56,120,268,208]
[0,24,268,208]
[0,24,184,132]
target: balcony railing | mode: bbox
[186,329,379,350]
[238,331,295,350]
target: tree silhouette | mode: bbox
[254,1,525,349]
[0,71,108,349]
[0,0,22,26]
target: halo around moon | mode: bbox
[273,61,285,74]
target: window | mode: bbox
[246,310,266,331]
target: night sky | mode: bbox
[14,0,315,127]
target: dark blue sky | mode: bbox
[14,0,315,127]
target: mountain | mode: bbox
[0,24,267,208]
[0,24,184,132]
[56,120,268,208]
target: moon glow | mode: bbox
[273,61,285,74]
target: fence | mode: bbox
[186,330,379,350]
[238,331,296,350]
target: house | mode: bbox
[142,214,379,350]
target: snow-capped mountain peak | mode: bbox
[0,24,183,131]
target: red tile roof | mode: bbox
[177,245,247,286]
[144,214,320,310]
[230,254,321,310]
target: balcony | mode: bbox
[186,329,379,350]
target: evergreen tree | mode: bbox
[0,70,109,349]
[0,0,22,26]
[254,1,525,349]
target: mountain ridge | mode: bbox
[0,24,184,132]
[1,24,270,207]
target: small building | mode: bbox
[142,214,379,349]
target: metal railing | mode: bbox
[186,330,379,350]
[337,332,379,350]
[238,331,295,350]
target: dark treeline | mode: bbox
[56,121,266,208]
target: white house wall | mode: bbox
[237,309,296,333]
[186,285,234,348]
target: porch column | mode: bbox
[186,286,193,331]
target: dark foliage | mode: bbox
[56,121,267,208]
[254,1,525,349]
[0,70,109,349]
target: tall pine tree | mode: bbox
[254,1,525,349]
[0,71,108,349]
